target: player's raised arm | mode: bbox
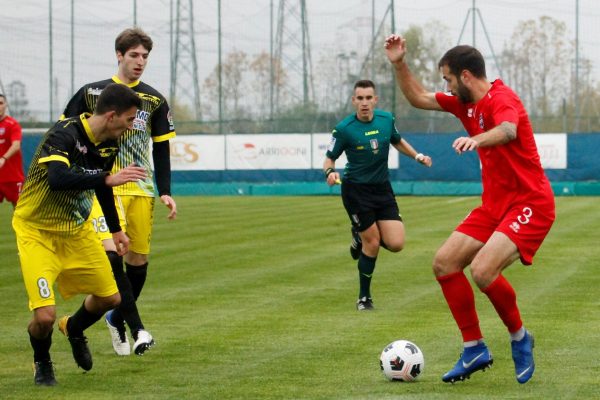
[384,34,442,111]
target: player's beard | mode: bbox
[456,80,473,104]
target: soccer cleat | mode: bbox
[356,297,374,311]
[58,316,93,371]
[133,330,155,355]
[33,360,57,386]
[105,310,131,356]
[442,342,493,383]
[511,330,535,384]
[350,226,362,260]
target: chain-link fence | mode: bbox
[2,0,599,133]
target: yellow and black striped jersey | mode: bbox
[61,76,176,197]
[14,114,119,234]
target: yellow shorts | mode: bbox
[89,195,155,254]
[12,216,118,311]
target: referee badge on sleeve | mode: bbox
[327,136,336,152]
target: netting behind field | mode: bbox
[2,0,600,132]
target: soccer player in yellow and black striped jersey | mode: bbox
[61,27,176,357]
[13,83,146,385]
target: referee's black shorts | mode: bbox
[341,180,402,232]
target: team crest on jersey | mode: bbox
[87,87,103,96]
[370,138,379,154]
[0,127,5,135]
[133,109,149,132]
[479,113,484,129]
[98,147,118,158]
[75,140,88,154]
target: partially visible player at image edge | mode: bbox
[0,93,25,208]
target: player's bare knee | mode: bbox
[363,236,380,251]
[32,309,56,334]
[432,250,446,276]
[385,240,404,252]
[469,263,494,289]
[126,251,148,266]
[101,293,121,310]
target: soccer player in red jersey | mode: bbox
[385,34,555,384]
[0,94,25,207]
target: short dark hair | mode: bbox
[115,27,153,55]
[95,83,141,115]
[354,79,376,91]
[438,45,487,79]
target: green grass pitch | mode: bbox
[1,196,599,399]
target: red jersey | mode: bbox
[435,80,553,217]
[0,115,25,183]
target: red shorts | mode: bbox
[0,182,23,204]
[456,199,555,265]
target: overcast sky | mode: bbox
[1,0,599,120]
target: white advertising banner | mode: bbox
[534,133,567,169]
[226,134,311,170]
[312,133,399,169]
[169,135,225,170]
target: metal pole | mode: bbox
[218,0,222,134]
[371,0,375,80]
[70,0,74,98]
[301,0,308,106]
[270,0,274,120]
[574,0,579,132]
[472,0,476,47]
[169,0,174,107]
[49,0,53,121]
[133,0,137,26]
[390,0,396,111]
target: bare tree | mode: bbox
[203,50,250,120]
[501,16,573,117]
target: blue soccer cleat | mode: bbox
[511,330,535,384]
[442,342,493,383]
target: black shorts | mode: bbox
[341,180,402,232]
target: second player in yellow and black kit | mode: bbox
[13,83,146,386]
[60,28,177,357]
